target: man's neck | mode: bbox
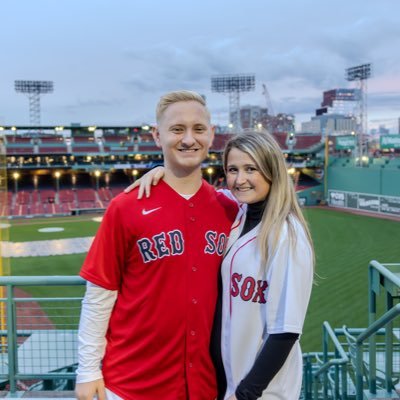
[163,168,203,195]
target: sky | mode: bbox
[1,0,400,132]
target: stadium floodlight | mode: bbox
[345,64,371,81]
[15,80,54,128]
[211,74,255,93]
[345,64,372,166]
[211,74,255,131]
[14,80,54,94]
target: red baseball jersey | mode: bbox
[80,180,238,400]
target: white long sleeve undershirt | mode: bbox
[76,282,118,383]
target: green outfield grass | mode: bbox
[302,208,400,352]
[8,215,101,242]
[2,209,400,352]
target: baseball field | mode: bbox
[2,207,400,352]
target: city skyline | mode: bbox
[1,0,400,132]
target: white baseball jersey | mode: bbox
[221,205,313,400]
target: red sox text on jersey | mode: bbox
[137,230,228,262]
[231,273,268,304]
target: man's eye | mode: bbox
[172,127,183,133]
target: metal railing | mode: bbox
[303,260,400,399]
[0,275,85,393]
[302,322,350,399]
[354,304,400,398]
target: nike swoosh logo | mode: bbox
[142,207,162,215]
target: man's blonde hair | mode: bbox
[156,90,210,123]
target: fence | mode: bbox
[0,276,85,394]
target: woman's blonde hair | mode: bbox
[223,130,314,269]
[156,90,210,123]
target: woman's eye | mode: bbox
[246,167,257,172]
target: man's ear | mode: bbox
[152,126,162,148]
[209,125,216,147]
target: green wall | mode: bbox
[327,164,400,197]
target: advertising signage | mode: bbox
[380,135,400,149]
[328,190,400,217]
[335,136,356,150]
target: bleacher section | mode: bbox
[5,136,35,155]
[271,132,287,149]
[4,131,325,157]
[2,127,328,217]
[71,136,101,155]
[210,134,232,152]
[271,132,323,152]
[98,187,113,208]
[7,186,128,217]
[102,134,137,154]
[295,133,323,149]
[37,136,68,154]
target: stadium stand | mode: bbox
[71,136,101,154]
[5,136,35,155]
[1,126,330,217]
[271,131,287,149]
[295,133,323,149]
[210,133,232,152]
[37,136,68,154]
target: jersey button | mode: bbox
[190,330,196,336]
[189,202,194,208]
[188,362,193,368]
[190,216,195,222]
[192,266,197,272]
[192,298,197,304]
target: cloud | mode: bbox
[122,39,245,95]
[65,97,125,111]
[369,91,400,111]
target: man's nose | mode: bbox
[181,130,196,147]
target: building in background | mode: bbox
[230,105,295,132]
[301,88,360,136]
[319,88,360,116]
[370,125,390,136]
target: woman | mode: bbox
[217,131,314,400]
[127,130,314,400]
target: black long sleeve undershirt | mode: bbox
[210,269,227,400]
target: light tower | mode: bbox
[345,64,371,165]
[14,80,54,126]
[211,74,255,131]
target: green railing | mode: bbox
[302,322,350,399]
[354,304,400,398]
[303,260,400,399]
[0,275,85,394]
[359,260,400,398]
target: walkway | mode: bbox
[0,237,94,258]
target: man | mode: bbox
[75,90,238,400]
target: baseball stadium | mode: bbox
[0,120,399,399]
[1,81,400,398]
